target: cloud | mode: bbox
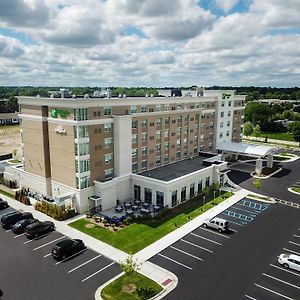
[215,0,239,13]
[0,35,24,58]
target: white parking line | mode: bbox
[190,232,222,245]
[23,233,52,244]
[55,248,87,265]
[68,254,102,273]
[33,236,65,251]
[44,253,52,258]
[6,229,12,232]
[199,227,230,239]
[82,262,115,282]
[180,239,213,253]
[14,233,25,238]
[294,234,300,238]
[289,241,300,247]
[157,254,192,270]
[230,228,238,233]
[270,264,300,277]
[283,248,300,256]
[232,205,258,215]
[170,246,203,261]
[245,295,257,300]
[262,273,300,290]
[254,284,294,300]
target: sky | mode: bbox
[0,0,299,87]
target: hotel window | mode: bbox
[195,114,199,121]
[184,115,189,122]
[75,160,90,173]
[103,106,112,115]
[130,105,137,113]
[164,129,169,138]
[183,126,188,135]
[228,101,232,107]
[201,113,206,119]
[132,120,137,129]
[75,125,89,138]
[75,143,89,156]
[156,130,161,139]
[220,112,224,118]
[141,146,147,155]
[194,124,199,131]
[183,149,188,158]
[177,115,182,123]
[74,108,88,121]
[177,127,181,135]
[104,123,112,132]
[132,134,137,144]
[141,160,147,170]
[134,185,141,200]
[227,111,231,117]
[164,154,169,162]
[156,144,161,151]
[155,156,161,166]
[190,183,195,197]
[164,142,169,151]
[104,138,113,148]
[181,187,186,202]
[144,188,152,203]
[141,119,147,128]
[176,151,181,159]
[177,104,182,110]
[210,122,214,128]
[141,132,147,142]
[227,131,230,136]
[198,180,203,193]
[164,117,170,125]
[105,169,113,179]
[194,136,198,143]
[200,134,204,142]
[76,176,90,189]
[156,104,161,111]
[208,143,212,150]
[219,132,223,138]
[131,163,138,173]
[132,148,137,158]
[183,138,188,147]
[164,104,170,111]
[227,121,231,127]
[176,139,181,147]
[156,191,164,206]
[104,153,113,164]
[194,146,198,154]
[171,190,178,207]
[205,176,210,188]
[220,122,224,128]
[221,101,225,107]
[156,118,162,126]
[141,105,147,113]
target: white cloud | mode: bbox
[215,0,239,13]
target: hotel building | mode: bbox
[4,90,245,213]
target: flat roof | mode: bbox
[216,141,277,157]
[139,156,211,181]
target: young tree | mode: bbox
[288,121,300,142]
[253,178,262,189]
[252,124,261,137]
[243,121,254,136]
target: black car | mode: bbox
[0,201,9,210]
[24,221,55,238]
[0,211,33,229]
[51,239,85,260]
[12,218,38,234]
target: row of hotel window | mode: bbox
[74,124,112,138]
[133,177,210,207]
[75,168,114,189]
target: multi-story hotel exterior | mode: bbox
[5,90,245,213]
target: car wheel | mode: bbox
[283,263,289,269]
[62,254,67,260]
[35,233,39,238]
[218,228,222,233]
[203,223,207,228]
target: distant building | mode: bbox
[0,112,19,125]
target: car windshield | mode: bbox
[283,254,290,258]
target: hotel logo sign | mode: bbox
[222,93,231,99]
[51,109,70,119]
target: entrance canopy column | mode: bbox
[267,154,273,168]
[255,158,263,176]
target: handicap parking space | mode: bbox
[244,227,300,300]
[0,211,120,300]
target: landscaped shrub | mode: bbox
[136,287,157,300]
[35,201,76,220]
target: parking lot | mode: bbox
[0,206,121,300]
[149,198,300,300]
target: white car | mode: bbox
[203,217,229,233]
[278,253,300,272]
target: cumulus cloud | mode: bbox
[0,35,24,58]
[215,0,239,13]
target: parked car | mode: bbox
[24,221,55,238]
[0,211,33,229]
[278,253,300,272]
[0,201,9,210]
[12,218,38,234]
[203,217,229,233]
[51,239,85,260]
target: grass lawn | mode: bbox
[291,187,300,193]
[8,159,21,164]
[101,271,162,300]
[0,189,15,199]
[69,192,232,254]
[273,155,290,161]
[252,132,296,142]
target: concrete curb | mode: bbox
[251,167,283,179]
[287,187,300,195]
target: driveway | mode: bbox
[228,158,300,204]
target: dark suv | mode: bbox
[0,211,33,229]
[51,239,85,260]
[0,200,9,210]
[24,221,55,238]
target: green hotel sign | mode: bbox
[222,93,231,99]
[51,109,70,118]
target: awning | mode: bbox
[216,141,277,157]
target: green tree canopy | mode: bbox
[288,121,300,142]
[244,102,272,127]
[243,121,254,136]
